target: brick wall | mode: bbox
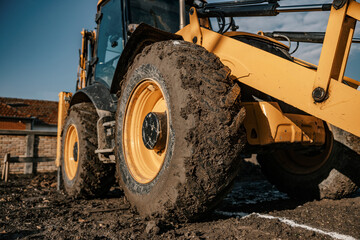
[36,136,57,157]
[0,134,57,174]
[0,135,27,157]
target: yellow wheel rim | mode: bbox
[123,80,169,184]
[64,124,79,180]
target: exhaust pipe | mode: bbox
[180,0,186,29]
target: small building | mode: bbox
[0,97,58,131]
[0,97,58,174]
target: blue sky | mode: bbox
[0,0,359,101]
[0,0,98,101]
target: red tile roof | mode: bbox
[0,97,58,125]
[0,102,31,118]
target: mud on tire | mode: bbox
[61,102,115,198]
[257,125,360,200]
[115,40,246,221]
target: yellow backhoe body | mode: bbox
[178,2,360,140]
[54,0,360,220]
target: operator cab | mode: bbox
[94,0,180,88]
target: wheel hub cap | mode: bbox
[73,142,78,162]
[142,112,167,151]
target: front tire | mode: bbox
[115,41,246,221]
[61,102,115,198]
[257,125,359,200]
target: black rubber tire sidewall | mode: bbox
[61,113,82,190]
[61,102,115,198]
[258,128,359,200]
[115,40,246,221]
[116,63,175,194]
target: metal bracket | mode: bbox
[96,116,116,163]
[90,57,98,66]
[333,0,348,10]
[189,7,203,45]
[95,12,103,23]
[242,102,326,145]
[312,0,352,102]
[95,148,114,154]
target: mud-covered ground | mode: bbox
[1,161,359,240]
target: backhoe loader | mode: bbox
[56,0,360,221]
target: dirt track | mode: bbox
[1,161,359,240]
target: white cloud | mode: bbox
[206,0,359,78]
[293,43,322,65]
[208,0,360,66]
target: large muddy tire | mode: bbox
[115,40,246,221]
[61,102,115,198]
[257,125,360,200]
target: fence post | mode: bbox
[1,154,7,180]
[2,153,10,182]
[24,134,36,174]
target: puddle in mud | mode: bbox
[224,180,289,206]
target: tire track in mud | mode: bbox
[251,214,357,240]
[214,166,360,240]
[215,211,357,240]
[1,163,359,239]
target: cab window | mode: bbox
[128,0,179,33]
[95,0,124,87]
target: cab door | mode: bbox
[95,0,125,88]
